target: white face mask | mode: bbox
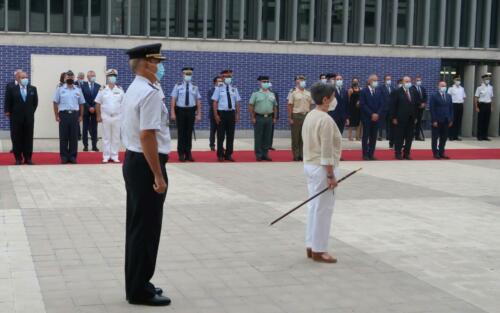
[454,81,461,86]
[484,80,491,85]
[328,96,337,111]
[320,79,327,83]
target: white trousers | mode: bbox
[304,164,337,252]
[102,114,121,160]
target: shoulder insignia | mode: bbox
[148,83,159,91]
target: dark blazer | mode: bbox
[429,92,453,123]
[81,81,101,113]
[411,84,428,105]
[359,86,383,121]
[389,87,419,122]
[208,87,216,113]
[377,85,394,114]
[4,81,17,114]
[331,87,349,120]
[6,84,38,123]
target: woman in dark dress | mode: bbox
[347,78,362,141]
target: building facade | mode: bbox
[0,0,499,137]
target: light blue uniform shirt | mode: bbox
[211,84,242,111]
[170,82,202,108]
[53,84,86,111]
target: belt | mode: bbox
[217,110,235,113]
[256,113,273,118]
[176,106,196,110]
[452,102,464,104]
[60,110,78,114]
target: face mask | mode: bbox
[416,81,422,86]
[268,82,273,87]
[90,76,96,83]
[66,79,74,85]
[184,75,192,82]
[371,81,379,88]
[20,78,29,86]
[261,82,270,89]
[454,81,461,86]
[404,82,412,89]
[386,80,391,85]
[299,81,306,88]
[224,77,232,85]
[320,79,327,83]
[440,87,447,93]
[352,82,359,87]
[107,76,117,84]
[155,63,165,81]
[485,80,491,85]
[336,80,343,88]
[328,96,337,111]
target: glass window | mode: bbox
[244,0,257,39]
[130,0,146,35]
[459,0,471,47]
[207,0,222,38]
[226,0,242,39]
[50,0,66,32]
[169,0,184,37]
[428,0,440,46]
[296,0,311,41]
[492,0,499,48]
[91,0,107,34]
[279,0,293,40]
[262,0,276,40]
[188,0,203,37]
[396,0,408,45]
[443,0,455,47]
[150,0,166,36]
[347,0,362,43]
[330,0,344,43]
[412,0,426,45]
[110,0,126,35]
[72,0,88,34]
[0,0,4,30]
[380,0,393,44]
[313,0,327,42]
[30,0,46,32]
[474,0,485,47]
[8,0,27,31]
[364,0,376,44]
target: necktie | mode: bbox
[405,89,411,102]
[185,83,190,106]
[441,93,445,102]
[418,86,422,97]
[370,88,374,96]
[21,87,27,102]
[337,88,341,98]
[226,85,233,109]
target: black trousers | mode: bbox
[59,111,79,161]
[449,103,463,139]
[377,112,387,138]
[123,150,168,301]
[12,116,34,161]
[175,106,196,157]
[414,108,424,139]
[361,120,378,158]
[432,121,449,156]
[477,102,491,140]
[209,108,217,148]
[82,112,98,148]
[394,119,415,156]
[270,123,275,148]
[217,110,236,158]
[334,117,346,134]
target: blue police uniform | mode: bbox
[377,84,393,140]
[429,91,453,158]
[211,83,241,159]
[359,86,383,159]
[53,84,86,163]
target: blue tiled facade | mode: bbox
[0,44,441,131]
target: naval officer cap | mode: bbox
[481,72,492,79]
[295,74,306,80]
[220,69,233,75]
[182,67,194,74]
[106,69,118,76]
[257,75,270,81]
[126,43,166,60]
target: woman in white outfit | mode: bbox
[95,69,124,163]
[302,82,342,263]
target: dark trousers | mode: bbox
[377,113,387,138]
[209,108,217,148]
[82,112,98,148]
[175,106,196,157]
[361,120,378,158]
[394,119,415,157]
[414,108,424,139]
[12,116,34,162]
[449,103,463,139]
[477,102,491,140]
[333,117,346,134]
[123,151,168,301]
[254,115,273,159]
[387,115,394,144]
[217,110,235,158]
[59,111,79,161]
[270,123,275,148]
[432,121,449,156]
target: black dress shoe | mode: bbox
[155,288,163,295]
[484,138,491,141]
[404,155,412,160]
[263,156,272,161]
[256,157,263,161]
[369,156,377,161]
[15,159,22,165]
[186,154,195,162]
[210,146,215,151]
[456,138,462,141]
[83,146,89,152]
[61,159,69,164]
[128,294,171,306]
[363,156,370,161]
[92,147,99,152]
[395,155,403,160]
[179,154,186,162]
[69,158,77,164]
[433,154,441,159]
[477,138,483,141]
[269,147,276,151]
[292,157,299,161]
[225,156,235,162]
[217,156,224,162]
[440,155,450,159]
[298,156,303,161]
[25,160,34,165]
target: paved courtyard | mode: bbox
[1,138,500,313]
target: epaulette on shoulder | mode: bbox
[148,83,159,91]
[116,84,123,89]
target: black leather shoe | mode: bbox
[440,155,450,159]
[395,155,403,160]
[269,147,276,151]
[61,159,68,164]
[15,159,22,165]
[433,154,441,159]
[69,158,77,164]
[456,138,462,141]
[404,155,412,160]
[155,288,163,295]
[128,294,171,306]
[369,156,377,161]
[217,156,224,162]
[225,156,235,162]
[484,138,491,141]
[298,157,303,161]
[92,147,99,152]
[256,157,263,161]
[179,154,186,162]
[210,146,215,151]
[363,156,370,161]
[25,160,34,165]
[186,155,195,162]
[83,146,89,152]
[263,156,272,161]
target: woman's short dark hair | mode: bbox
[310,82,335,105]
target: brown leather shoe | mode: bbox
[306,248,312,258]
[311,252,337,264]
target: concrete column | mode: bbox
[358,0,365,43]
[483,0,492,48]
[291,0,297,42]
[438,0,446,47]
[473,65,489,136]
[407,0,414,45]
[423,0,430,46]
[468,0,477,48]
[462,64,475,137]
[308,0,315,42]
[390,0,397,45]
[257,0,262,40]
[325,0,332,43]
[275,0,280,41]
[489,65,500,137]
[342,0,348,43]
[375,0,382,44]
[453,0,461,48]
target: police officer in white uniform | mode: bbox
[447,75,466,141]
[95,69,124,163]
[121,43,171,306]
[169,67,202,162]
[474,73,494,141]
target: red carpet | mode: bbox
[1,149,499,165]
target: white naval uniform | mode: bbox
[95,84,124,161]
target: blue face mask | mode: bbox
[107,76,117,84]
[224,77,232,85]
[440,87,447,93]
[261,82,270,89]
[184,75,192,82]
[156,63,165,81]
[20,78,29,86]
[90,76,97,83]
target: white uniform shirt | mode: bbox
[121,75,171,154]
[475,83,494,103]
[447,85,466,103]
[95,85,125,116]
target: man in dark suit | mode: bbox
[412,75,428,141]
[5,71,38,165]
[359,74,383,160]
[329,74,349,134]
[81,70,101,151]
[390,76,419,160]
[429,81,453,159]
[4,70,23,153]
[378,75,393,141]
[207,76,222,151]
